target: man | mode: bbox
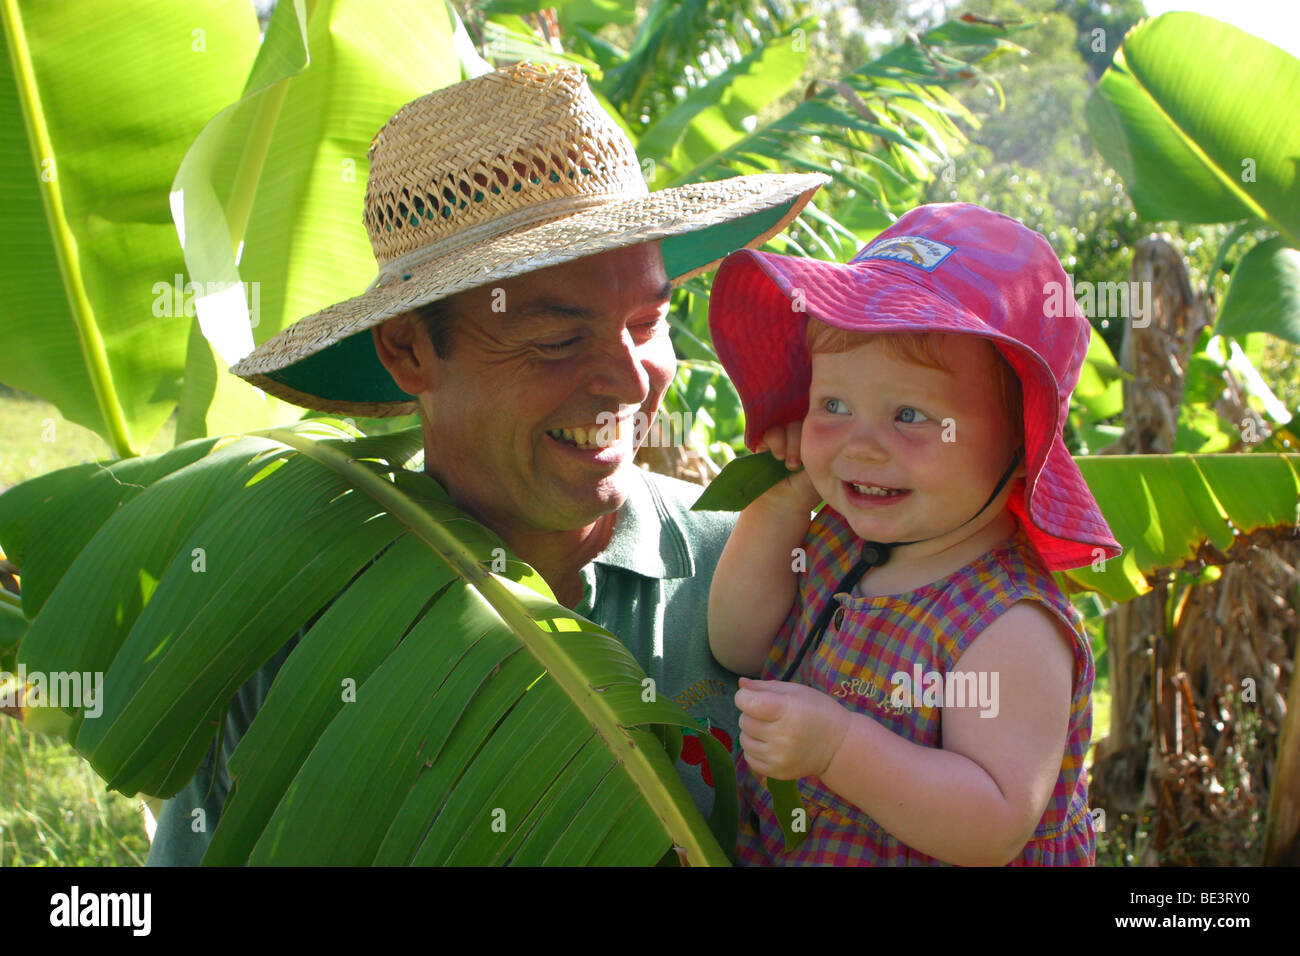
[147,62,824,864]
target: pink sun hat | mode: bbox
[708,201,1121,573]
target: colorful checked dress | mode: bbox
[734,506,1096,866]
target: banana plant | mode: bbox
[1085,11,1300,346]
[0,0,262,456]
[477,4,1024,278]
[631,16,1027,261]
[0,420,736,865]
[0,0,477,454]
[170,0,480,442]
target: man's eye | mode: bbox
[897,407,930,423]
[634,318,667,340]
[537,337,579,352]
[824,398,848,415]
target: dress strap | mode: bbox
[778,541,891,682]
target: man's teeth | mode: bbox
[851,483,905,496]
[546,423,624,449]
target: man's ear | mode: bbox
[372,314,432,396]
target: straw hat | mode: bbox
[231,62,826,416]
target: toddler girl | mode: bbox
[706,203,1120,866]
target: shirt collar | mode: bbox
[593,468,695,580]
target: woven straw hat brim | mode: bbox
[231,172,825,416]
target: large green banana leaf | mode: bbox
[172,0,474,440]
[1084,11,1300,248]
[0,421,735,865]
[1068,454,1300,601]
[1,0,477,454]
[694,451,1300,603]
[1085,12,1300,353]
[1213,237,1300,344]
[0,0,261,456]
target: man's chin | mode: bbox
[551,463,636,530]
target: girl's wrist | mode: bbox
[751,471,820,522]
[820,707,872,784]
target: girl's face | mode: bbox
[800,335,1022,553]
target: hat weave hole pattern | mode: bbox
[365,133,642,265]
[363,64,646,266]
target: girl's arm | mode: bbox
[708,424,821,677]
[737,600,1078,865]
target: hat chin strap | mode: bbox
[778,444,1024,683]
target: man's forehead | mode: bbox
[500,244,672,319]
[508,280,673,321]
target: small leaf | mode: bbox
[765,776,809,851]
[1215,238,1300,344]
[692,451,794,511]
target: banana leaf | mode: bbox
[0,421,735,865]
[1,0,480,454]
[1214,237,1300,344]
[171,0,476,440]
[0,0,261,456]
[630,14,1019,227]
[1085,12,1300,247]
[637,22,811,184]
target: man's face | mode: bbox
[414,242,675,536]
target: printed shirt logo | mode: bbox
[853,235,954,272]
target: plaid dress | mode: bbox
[735,506,1096,866]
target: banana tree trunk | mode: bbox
[1265,634,1300,864]
[1091,237,1203,836]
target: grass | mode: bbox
[0,390,112,492]
[0,385,174,493]
[0,718,150,866]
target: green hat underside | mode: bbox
[260,200,800,408]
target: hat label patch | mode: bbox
[854,235,954,272]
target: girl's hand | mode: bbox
[735,677,852,781]
[755,421,821,514]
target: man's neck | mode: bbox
[493,512,618,608]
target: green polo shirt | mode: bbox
[147,467,740,865]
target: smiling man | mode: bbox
[146,62,824,864]
[375,244,676,608]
